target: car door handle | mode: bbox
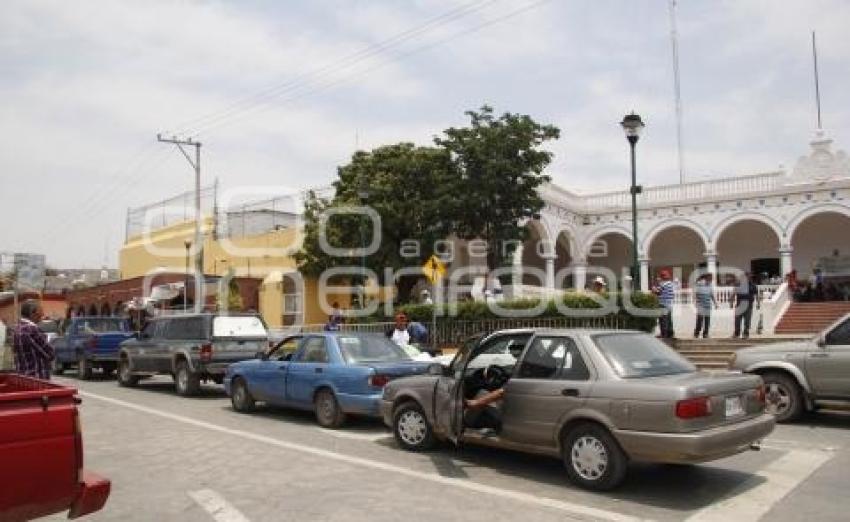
[314,367,323,373]
[809,353,829,358]
[561,388,580,397]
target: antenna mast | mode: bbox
[812,31,823,130]
[669,0,685,184]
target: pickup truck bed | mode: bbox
[0,373,110,520]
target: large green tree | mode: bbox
[295,143,455,302]
[435,105,560,271]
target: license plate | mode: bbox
[725,395,744,418]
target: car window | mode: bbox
[78,318,129,334]
[826,318,850,345]
[463,334,530,374]
[272,336,301,360]
[593,333,695,378]
[338,335,411,363]
[298,337,329,363]
[517,336,589,380]
[165,318,205,340]
[213,316,267,338]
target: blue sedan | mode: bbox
[224,332,432,428]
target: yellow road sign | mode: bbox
[422,255,446,284]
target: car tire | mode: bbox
[52,358,65,376]
[175,360,201,396]
[314,388,346,428]
[77,354,93,381]
[762,372,804,423]
[117,357,140,387]
[562,423,628,491]
[392,402,435,451]
[231,377,256,413]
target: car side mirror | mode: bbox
[427,362,445,376]
[817,335,827,348]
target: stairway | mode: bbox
[665,337,808,370]
[774,301,850,334]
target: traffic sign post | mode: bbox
[421,255,446,353]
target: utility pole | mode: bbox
[157,134,204,313]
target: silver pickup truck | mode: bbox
[730,313,850,422]
[117,313,269,396]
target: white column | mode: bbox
[705,251,718,278]
[573,260,587,291]
[511,244,525,288]
[639,257,650,292]
[779,246,793,277]
[544,255,556,290]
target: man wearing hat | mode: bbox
[591,276,608,293]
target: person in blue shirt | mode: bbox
[693,273,718,338]
[654,269,676,339]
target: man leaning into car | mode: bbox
[464,375,505,435]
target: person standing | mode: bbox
[655,269,676,339]
[390,312,410,347]
[732,273,759,339]
[12,300,55,380]
[324,302,343,331]
[693,274,717,338]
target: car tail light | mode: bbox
[73,406,84,482]
[675,396,712,419]
[86,337,97,350]
[199,343,213,363]
[368,374,390,388]
[755,385,766,405]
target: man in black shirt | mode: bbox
[732,273,759,339]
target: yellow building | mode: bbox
[119,217,354,328]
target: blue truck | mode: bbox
[51,317,134,380]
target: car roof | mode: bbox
[488,328,645,337]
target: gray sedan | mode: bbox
[381,329,775,490]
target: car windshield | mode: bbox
[337,335,412,363]
[78,318,129,333]
[593,333,696,378]
[213,316,267,338]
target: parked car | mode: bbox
[382,328,774,491]
[0,372,110,520]
[51,316,134,380]
[729,312,850,422]
[225,332,431,428]
[117,313,269,396]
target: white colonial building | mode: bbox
[463,131,850,337]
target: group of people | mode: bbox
[653,270,762,340]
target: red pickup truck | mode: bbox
[0,373,110,521]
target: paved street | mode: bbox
[43,373,850,522]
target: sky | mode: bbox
[1,0,849,268]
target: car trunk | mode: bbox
[616,371,765,433]
[211,337,268,363]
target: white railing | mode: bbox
[579,171,785,212]
[670,282,789,337]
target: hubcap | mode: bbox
[571,435,608,481]
[397,410,427,446]
[178,367,187,391]
[765,383,791,415]
[234,384,246,405]
[120,362,129,380]
[318,394,334,421]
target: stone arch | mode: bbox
[87,304,98,316]
[641,218,710,255]
[646,223,709,287]
[788,206,850,280]
[714,215,783,278]
[518,219,552,286]
[711,212,785,247]
[785,203,850,241]
[585,229,635,285]
[582,226,633,259]
[100,303,111,316]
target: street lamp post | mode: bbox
[620,113,645,291]
[357,182,370,308]
[184,240,191,310]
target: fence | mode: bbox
[270,315,628,350]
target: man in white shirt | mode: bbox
[390,312,410,347]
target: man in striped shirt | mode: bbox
[12,300,55,380]
[693,273,717,338]
[655,269,676,339]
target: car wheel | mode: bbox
[175,360,201,396]
[52,358,65,376]
[117,357,140,387]
[231,377,256,413]
[77,354,93,381]
[393,402,435,451]
[562,423,628,491]
[314,388,346,428]
[762,372,804,422]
